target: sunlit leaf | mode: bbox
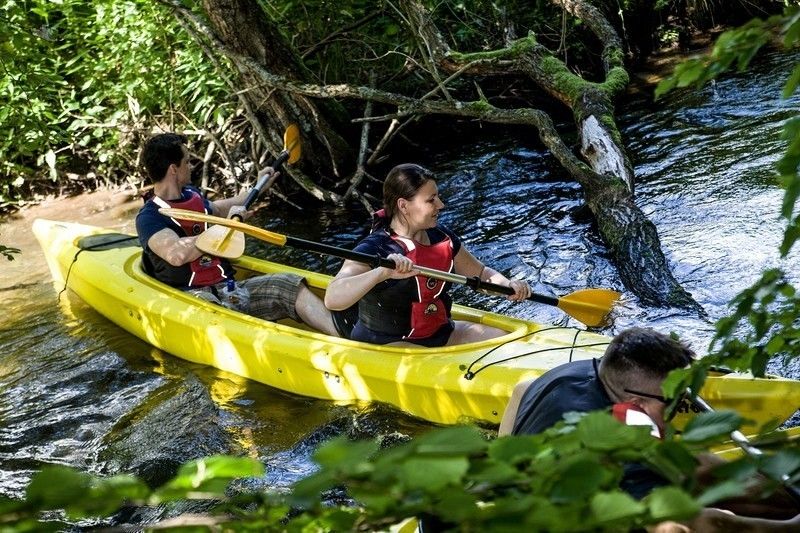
[399,456,469,491]
[590,490,646,522]
[645,486,701,521]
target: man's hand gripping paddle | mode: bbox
[195,124,301,258]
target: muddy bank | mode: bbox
[0,187,141,291]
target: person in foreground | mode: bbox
[324,163,531,347]
[499,327,799,532]
[135,133,338,336]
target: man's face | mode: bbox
[173,146,191,185]
[621,380,670,429]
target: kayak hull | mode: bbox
[33,219,800,428]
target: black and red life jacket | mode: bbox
[358,230,454,339]
[147,192,229,287]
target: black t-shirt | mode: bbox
[512,358,611,435]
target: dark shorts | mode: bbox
[350,320,455,347]
[187,273,304,322]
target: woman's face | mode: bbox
[397,179,444,230]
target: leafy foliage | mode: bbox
[6,415,785,531]
[0,0,231,207]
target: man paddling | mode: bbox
[499,327,799,531]
[135,133,339,336]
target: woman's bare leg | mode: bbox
[446,320,507,345]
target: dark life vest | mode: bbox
[359,231,453,339]
[145,193,229,287]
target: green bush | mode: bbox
[0,0,231,207]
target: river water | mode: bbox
[1,51,798,518]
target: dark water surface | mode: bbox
[1,51,799,517]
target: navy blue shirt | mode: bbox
[348,225,463,345]
[512,359,668,499]
[352,224,462,261]
[135,186,234,287]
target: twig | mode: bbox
[301,10,383,60]
[344,72,376,197]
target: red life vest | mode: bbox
[391,234,454,339]
[152,193,228,287]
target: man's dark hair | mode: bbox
[141,133,188,183]
[600,327,695,384]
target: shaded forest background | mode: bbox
[1,0,780,207]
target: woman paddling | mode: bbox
[324,163,531,347]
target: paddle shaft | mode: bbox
[240,150,291,213]
[283,234,558,306]
[692,393,800,505]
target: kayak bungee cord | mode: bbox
[463,326,611,379]
[59,235,139,302]
[463,326,575,378]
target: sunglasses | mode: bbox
[624,388,689,421]
[623,388,669,404]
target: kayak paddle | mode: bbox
[195,124,301,259]
[159,209,621,326]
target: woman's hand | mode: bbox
[506,279,532,301]
[382,253,419,279]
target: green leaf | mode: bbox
[433,487,479,523]
[488,434,541,464]
[26,466,91,508]
[697,479,747,506]
[760,449,800,482]
[681,410,742,443]
[469,459,523,484]
[313,437,378,474]
[644,441,698,484]
[645,486,701,521]
[289,470,336,507]
[577,411,654,451]
[414,425,487,456]
[399,456,469,491]
[550,458,614,502]
[591,490,646,523]
[782,63,800,98]
[152,455,263,502]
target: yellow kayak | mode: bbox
[33,218,800,429]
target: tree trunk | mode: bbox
[199,0,351,200]
[401,0,698,309]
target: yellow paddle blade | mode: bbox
[557,288,621,327]
[157,208,288,247]
[284,124,301,164]
[196,224,245,258]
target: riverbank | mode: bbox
[0,187,140,292]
